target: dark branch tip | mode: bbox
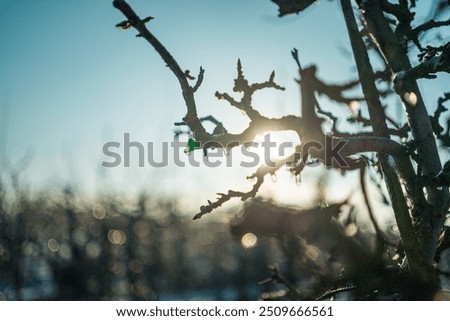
[142,16,154,23]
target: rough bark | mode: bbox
[340,0,437,293]
[355,0,449,264]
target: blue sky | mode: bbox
[0,0,449,212]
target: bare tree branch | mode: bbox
[113,0,207,138]
[342,0,435,285]
[215,60,285,121]
[192,67,205,93]
[356,0,449,269]
[411,18,450,38]
[113,1,448,296]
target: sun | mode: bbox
[248,130,300,165]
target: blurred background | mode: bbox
[0,0,449,300]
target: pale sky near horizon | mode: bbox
[0,0,449,214]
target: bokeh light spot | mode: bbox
[92,204,106,220]
[108,229,127,245]
[47,238,60,252]
[241,232,258,249]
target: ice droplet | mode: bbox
[295,174,301,186]
[271,173,277,183]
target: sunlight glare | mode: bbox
[251,131,299,162]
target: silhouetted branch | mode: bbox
[272,0,318,17]
[393,42,450,85]
[215,60,285,121]
[314,78,364,105]
[175,115,223,127]
[430,92,450,146]
[194,148,301,219]
[113,0,207,138]
[193,177,264,220]
[114,1,448,279]
[194,135,409,219]
[410,18,450,38]
[192,67,205,92]
[358,158,387,254]
[260,265,308,300]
